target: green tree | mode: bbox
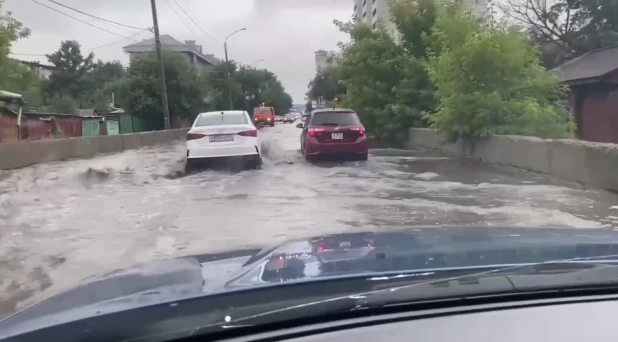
[45,40,94,101]
[201,61,243,111]
[1,60,44,108]
[305,99,313,113]
[333,18,431,142]
[426,1,571,141]
[48,95,77,114]
[503,0,618,68]
[120,52,206,130]
[87,60,126,85]
[81,60,126,113]
[203,62,293,116]
[0,1,39,106]
[307,66,345,105]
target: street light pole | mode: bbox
[149,0,171,130]
[224,28,247,111]
[250,59,265,67]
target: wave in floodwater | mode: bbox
[3,125,618,321]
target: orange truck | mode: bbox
[253,106,275,127]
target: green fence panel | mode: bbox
[106,120,120,135]
[131,116,148,133]
[119,114,133,134]
[82,120,100,137]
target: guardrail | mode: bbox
[0,128,190,170]
[408,128,618,192]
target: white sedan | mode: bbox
[185,110,261,169]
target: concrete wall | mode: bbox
[408,128,618,192]
[0,128,190,170]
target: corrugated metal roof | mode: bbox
[552,45,618,83]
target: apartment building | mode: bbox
[353,0,487,41]
[353,0,399,41]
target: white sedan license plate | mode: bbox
[331,133,344,140]
[209,135,234,142]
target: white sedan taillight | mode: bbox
[187,133,206,141]
[237,129,258,137]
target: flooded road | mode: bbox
[1,123,618,317]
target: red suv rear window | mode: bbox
[310,111,360,126]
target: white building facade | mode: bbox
[353,0,487,41]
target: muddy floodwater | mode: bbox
[1,123,618,318]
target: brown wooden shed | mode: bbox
[552,46,618,143]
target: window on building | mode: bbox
[372,22,377,30]
[372,8,377,16]
[363,11,366,18]
[362,0,366,7]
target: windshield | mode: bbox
[195,113,248,126]
[254,108,273,115]
[2,0,617,340]
[310,111,360,126]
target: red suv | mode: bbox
[297,108,368,161]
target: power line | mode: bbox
[172,0,220,42]
[89,31,148,51]
[162,0,194,33]
[29,0,139,40]
[10,52,47,56]
[45,0,151,31]
[12,31,148,58]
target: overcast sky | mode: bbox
[6,0,352,103]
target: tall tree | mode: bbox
[202,63,293,115]
[45,40,94,100]
[426,1,571,141]
[307,66,345,105]
[502,0,618,68]
[0,0,38,106]
[81,60,126,113]
[333,18,431,141]
[119,51,206,130]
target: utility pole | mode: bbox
[150,0,171,130]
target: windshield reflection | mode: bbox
[230,228,618,285]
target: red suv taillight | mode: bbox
[351,127,365,136]
[237,129,257,137]
[187,133,206,141]
[307,128,324,138]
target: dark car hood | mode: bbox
[4,226,618,336]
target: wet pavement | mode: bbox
[1,123,618,317]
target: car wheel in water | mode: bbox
[359,152,368,161]
[270,121,275,127]
[185,159,194,173]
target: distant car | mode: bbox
[283,114,295,123]
[186,110,261,170]
[254,106,276,127]
[297,108,368,162]
[274,116,284,123]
